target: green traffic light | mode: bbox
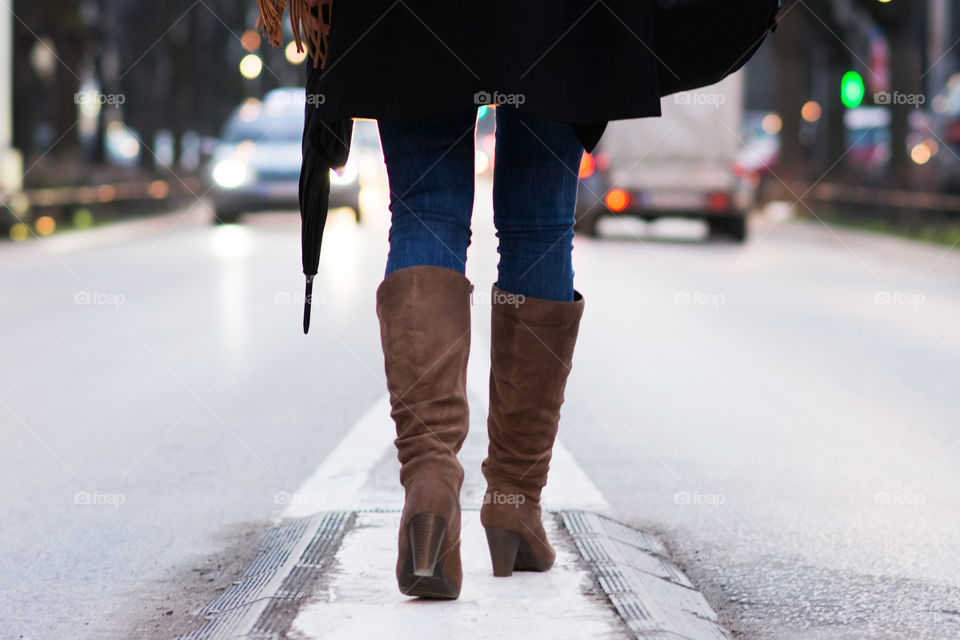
[841,71,865,109]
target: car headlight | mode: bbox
[329,161,358,186]
[213,160,253,189]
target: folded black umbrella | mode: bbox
[299,103,352,334]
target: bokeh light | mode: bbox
[35,216,56,235]
[801,101,822,123]
[285,41,308,64]
[239,54,263,79]
[240,30,261,52]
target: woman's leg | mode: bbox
[374,110,477,599]
[378,110,477,276]
[492,106,584,301]
[480,107,586,576]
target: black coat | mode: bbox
[305,0,663,151]
[295,0,779,332]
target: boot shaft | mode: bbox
[482,285,585,497]
[376,265,473,490]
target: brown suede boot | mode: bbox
[376,265,472,599]
[480,284,585,577]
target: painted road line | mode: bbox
[280,392,393,518]
[292,510,630,639]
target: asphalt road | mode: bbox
[1,180,959,639]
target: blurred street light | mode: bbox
[241,30,261,52]
[761,113,783,135]
[35,215,55,235]
[801,100,822,122]
[239,54,263,79]
[29,37,57,80]
[285,41,307,65]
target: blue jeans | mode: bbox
[378,107,584,301]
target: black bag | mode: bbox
[655,0,781,97]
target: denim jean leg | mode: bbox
[493,106,584,301]
[378,111,477,277]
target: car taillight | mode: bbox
[605,189,629,212]
[707,191,730,212]
[579,152,595,179]
[946,121,960,146]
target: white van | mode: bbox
[575,71,753,241]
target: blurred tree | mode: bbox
[806,0,851,183]
[11,0,93,161]
[859,0,922,186]
[113,0,248,170]
[164,0,198,169]
[12,0,250,174]
[776,0,926,187]
[774,0,807,186]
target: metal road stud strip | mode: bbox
[178,511,353,640]
[560,510,731,640]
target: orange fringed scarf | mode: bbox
[255,0,332,69]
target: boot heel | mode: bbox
[485,527,522,577]
[409,513,447,577]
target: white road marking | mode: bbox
[291,510,627,640]
[281,393,393,518]
[280,314,619,636]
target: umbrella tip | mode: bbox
[303,275,314,335]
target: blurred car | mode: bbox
[843,107,938,177]
[735,111,781,196]
[576,72,753,242]
[209,88,360,224]
[844,107,892,170]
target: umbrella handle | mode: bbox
[303,275,314,334]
